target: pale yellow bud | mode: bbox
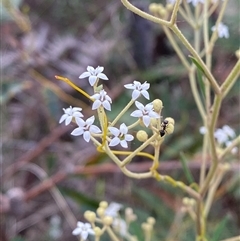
[147,217,156,225]
[182,197,189,205]
[159,8,167,17]
[188,198,196,207]
[84,211,96,222]
[150,118,158,126]
[141,222,152,232]
[99,201,108,208]
[166,123,174,134]
[93,227,102,237]
[102,216,113,226]
[136,130,148,142]
[153,99,163,112]
[97,207,105,217]
[149,3,159,14]
[235,49,240,59]
[166,3,174,11]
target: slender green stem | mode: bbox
[221,59,240,98]
[170,24,221,95]
[111,99,135,126]
[121,0,170,27]
[120,133,159,167]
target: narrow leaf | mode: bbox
[180,152,195,184]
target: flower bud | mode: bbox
[166,3,174,11]
[136,130,148,142]
[153,99,163,112]
[84,211,96,222]
[166,123,174,134]
[149,3,159,14]
[97,207,105,218]
[147,217,156,225]
[99,201,108,208]
[235,49,240,59]
[93,227,102,237]
[102,216,113,226]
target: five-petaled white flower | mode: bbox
[108,123,134,148]
[72,221,94,240]
[59,106,83,125]
[130,101,160,127]
[79,66,108,86]
[71,116,101,142]
[124,80,150,100]
[187,0,204,6]
[211,22,229,38]
[91,89,112,111]
[105,202,123,218]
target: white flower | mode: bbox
[108,123,134,148]
[71,116,101,142]
[130,101,160,127]
[105,202,123,218]
[59,106,83,125]
[199,126,207,135]
[187,0,204,6]
[222,125,235,138]
[211,22,229,39]
[112,218,128,238]
[214,128,228,145]
[91,89,112,111]
[124,80,150,100]
[79,66,108,86]
[72,222,94,240]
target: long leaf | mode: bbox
[180,152,195,184]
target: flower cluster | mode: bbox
[200,125,237,154]
[72,201,152,240]
[211,22,229,39]
[59,66,170,150]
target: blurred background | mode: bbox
[1,0,239,240]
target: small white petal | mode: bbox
[108,127,120,136]
[97,73,108,80]
[89,76,97,86]
[71,128,84,136]
[120,140,128,148]
[83,131,91,142]
[109,137,120,146]
[142,116,151,127]
[130,110,143,118]
[132,89,140,100]
[119,123,128,134]
[135,101,144,110]
[65,116,73,125]
[92,100,102,110]
[125,134,134,141]
[89,125,101,134]
[141,90,150,99]
[102,100,111,111]
[86,116,95,125]
[79,72,91,79]
[72,228,81,235]
[59,114,68,123]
